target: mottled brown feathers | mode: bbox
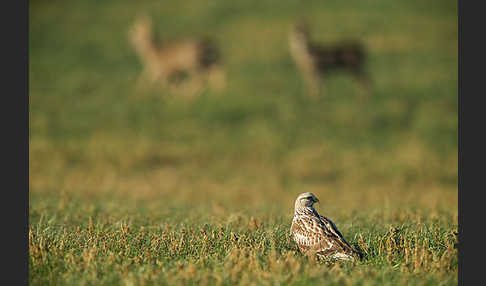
[290,192,362,260]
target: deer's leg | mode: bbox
[207,65,226,92]
[354,69,371,98]
[168,68,204,98]
[304,70,321,98]
[134,67,156,94]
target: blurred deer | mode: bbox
[288,21,370,97]
[128,16,225,96]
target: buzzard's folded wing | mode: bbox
[319,215,363,259]
[291,216,334,254]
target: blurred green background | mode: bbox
[30,0,457,207]
[29,0,457,284]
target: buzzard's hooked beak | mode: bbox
[314,197,319,203]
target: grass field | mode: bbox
[29,0,458,285]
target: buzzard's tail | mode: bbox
[349,245,364,260]
[332,247,363,261]
[331,252,355,261]
[337,237,364,260]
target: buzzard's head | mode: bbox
[295,192,319,209]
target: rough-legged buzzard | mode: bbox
[290,192,362,260]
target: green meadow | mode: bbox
[29,0,458,285]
